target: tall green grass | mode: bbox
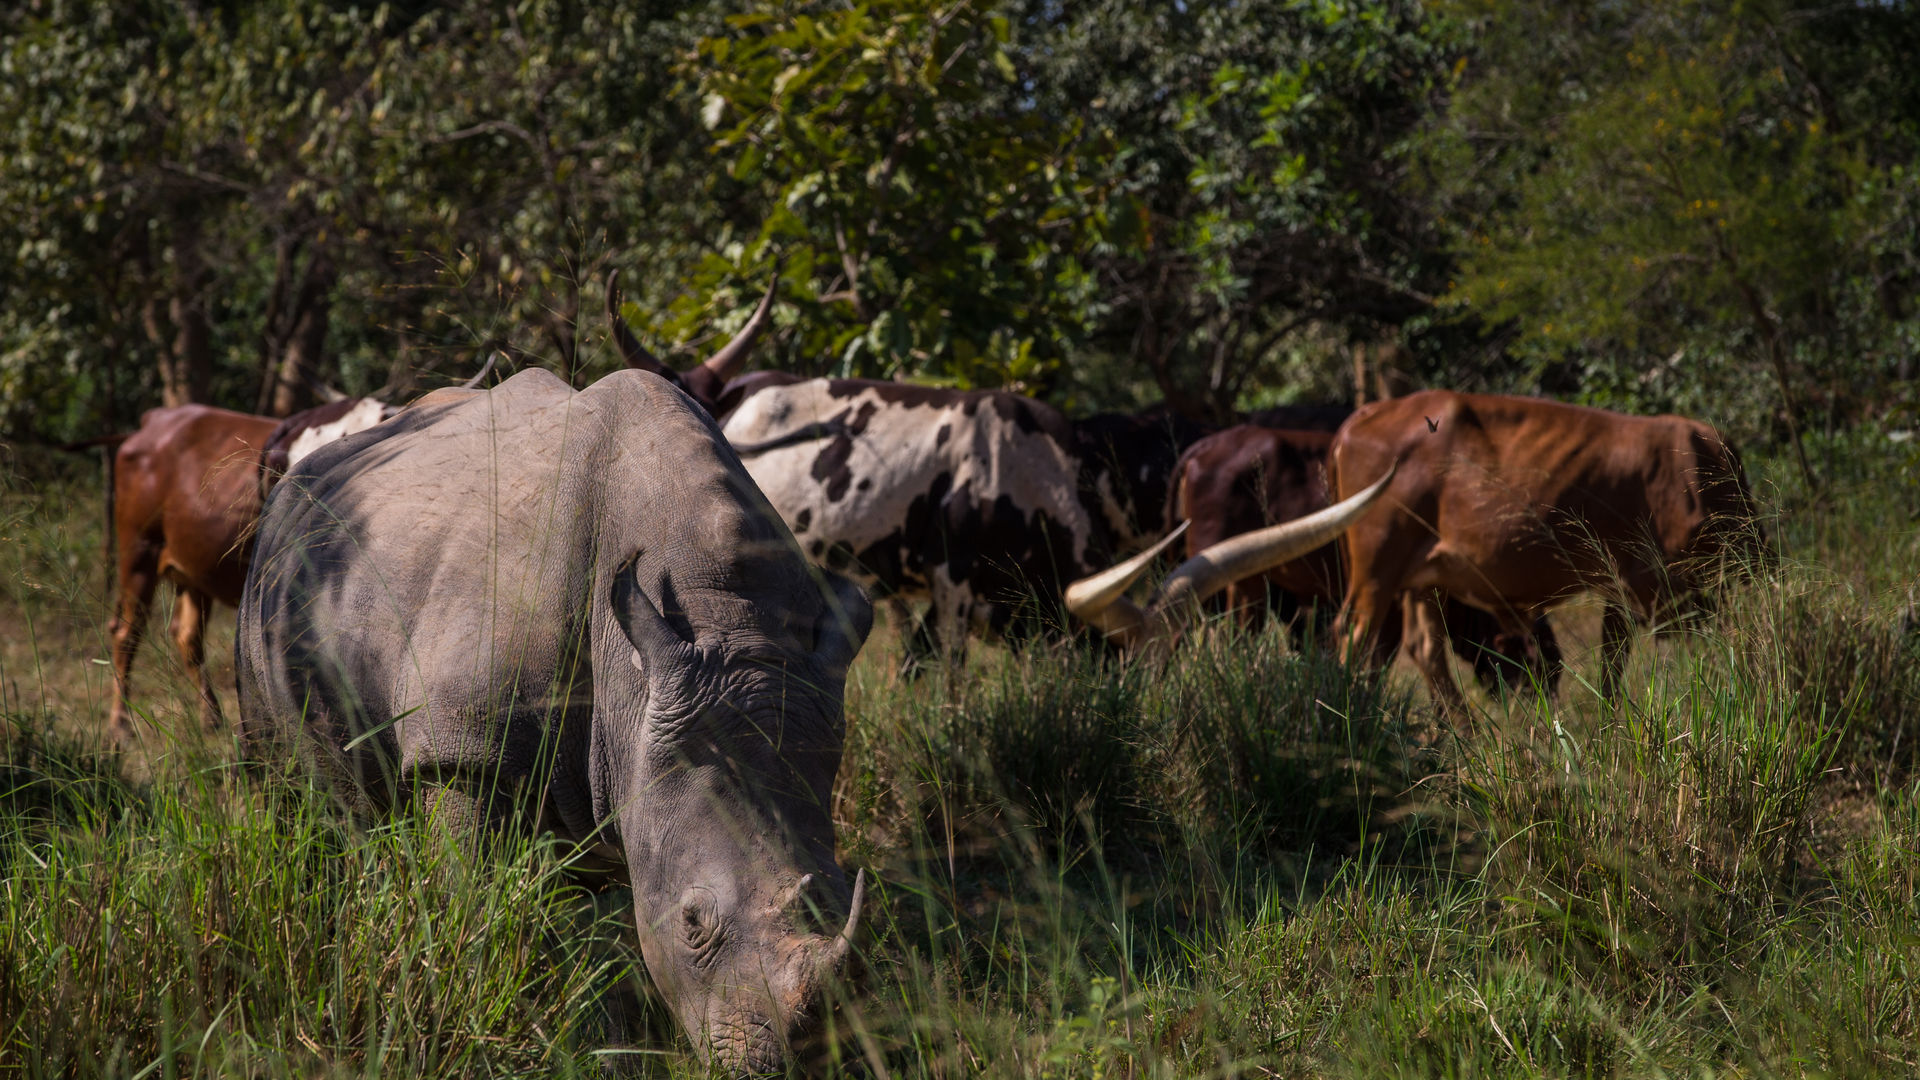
[2,438,1917,1077]
[1,722,648,1077]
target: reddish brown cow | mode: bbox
[1171,423,1561,695]
[1328,390,1765,710]
[103,397,400,740]
[105,405,281,739]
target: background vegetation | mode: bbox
[6,0,1920,460]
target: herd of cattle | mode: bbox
[71,278,1765,1072]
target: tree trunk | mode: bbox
[255,234,301,415]
[268,251,336,417]
[1734,277,1818,495]
[149,211,213,407]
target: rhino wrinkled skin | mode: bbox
[236,368,873,1073]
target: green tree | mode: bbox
[1432,0,1920,488]
[675,0,1112,394]
[1008,0,1465,416]
[0,0,727,440]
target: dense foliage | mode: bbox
[3,0,1917,454]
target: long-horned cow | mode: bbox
[237,369,872,1074]
[1169,423,1561,694]
[1327,390,1766,709]
[721,378,1152,664]
[98,394,401,740]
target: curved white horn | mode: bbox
[1148,460,1398,617]
[1062,521,1189,645]
[823,868,865,974]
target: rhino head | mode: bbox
[608,555,872,1074]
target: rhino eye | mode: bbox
[682,900,716,950]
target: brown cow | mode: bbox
[1171,423,1561,695]
[105,405,281,740]
[1328,390,1766,711]
[103,398,401,741]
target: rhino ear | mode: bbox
[613,556,695,673]
[813,571,872,672]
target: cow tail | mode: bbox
[58,431,131,599]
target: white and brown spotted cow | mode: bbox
[724,379,1136,666]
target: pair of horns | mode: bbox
[1065,463,1399,652]
[606,268,779,384]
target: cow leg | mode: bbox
[891,597,936,680]
[1407,591,1468,718]
[1275,589,1322,653]
[1225,578,1275,636]
[1337,578,1404,670]
[926,577,971,672]
[170,586,224,732]
[1600,600,1636,701]
[1452,600,1541,700]
[1223,581,1250,632]
[106,552,161,744]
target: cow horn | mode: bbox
[459,351,500,390]
[1062,521,1189,648]
[606,270,671,376]
[1065,462,1398,651]
[822,868,865,975]
[698,270,780,382]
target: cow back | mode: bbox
[724,378,1109,633]
[1330,390,1763,607]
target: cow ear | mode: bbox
[812,571,872,672]
[613,556,695,673]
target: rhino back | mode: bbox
[240,368,814,811]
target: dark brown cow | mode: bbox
[1072,407,1215,551]
[1328,390,1766,710]
[1171,423,1562,695]
[1172,426,1346,625]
